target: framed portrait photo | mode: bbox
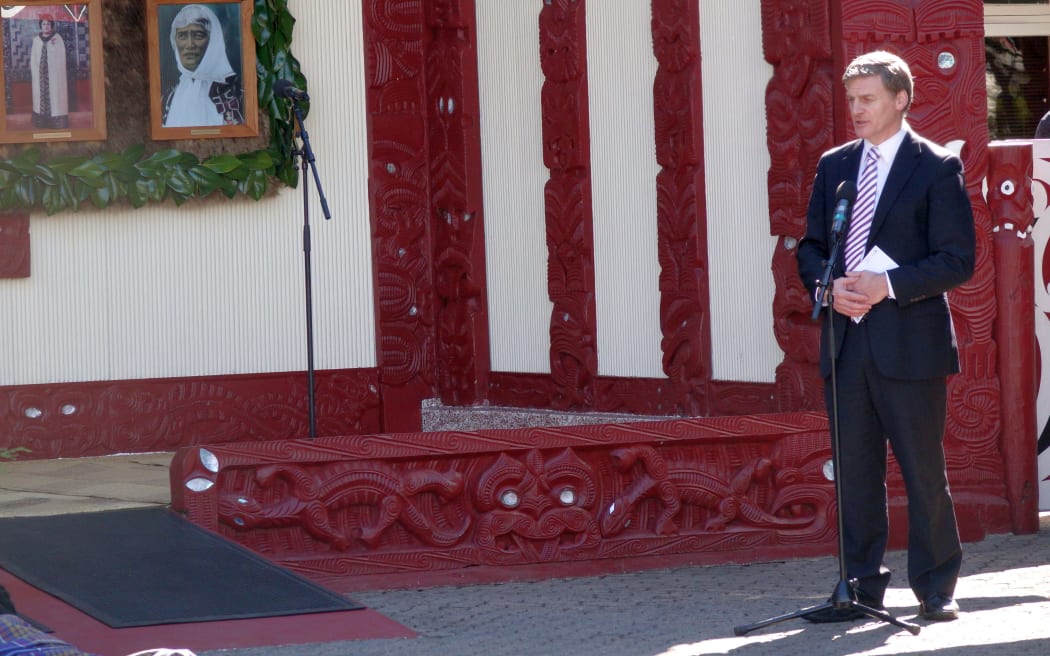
[147,0,258,140]
[0,1,106,144]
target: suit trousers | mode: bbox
[825,319,962,603]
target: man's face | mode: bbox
[175,23,210,71]
[845,75,908,145]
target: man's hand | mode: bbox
[832,271,885,318]
[849,270,890,305]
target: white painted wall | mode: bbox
[587,2,664,378]
[477,0,553,374]
[2,2,786,394]
[700,0,780,383]
[479,1,783,382]
[0,2,375,385]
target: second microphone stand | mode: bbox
[733,219,920,637]
[288,94,331,439]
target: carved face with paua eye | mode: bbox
[473,449,600,563]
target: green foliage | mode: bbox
[0,0,308,214]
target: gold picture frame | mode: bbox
[0,1,106,144]
[147,0,258,140]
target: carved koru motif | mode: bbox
[474,449,600,563]
[220,462,468,550]
[602,445,814,536]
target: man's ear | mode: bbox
[896,90,909,111]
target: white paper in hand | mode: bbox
[851,246,898,323]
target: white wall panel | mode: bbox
[700,0,781,382]
[0,1,374,385]
[587,2,664,378]
[477,0,552,373]
[294,1,375,372]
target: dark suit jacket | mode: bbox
[797,130,976,380]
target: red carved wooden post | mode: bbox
[762,0,836,412]
[426,0,491,405]
[651,0,711,416]
[538,0,598,409]
[362,0,437,430]
[0,213,30,278]
[987,142,1040,534]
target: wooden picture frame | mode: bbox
[147,0,258,140]
[0,2,106,144]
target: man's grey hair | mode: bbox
[843,50,913,111]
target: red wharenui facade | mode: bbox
[167,0,1040,591]
[3,1,1041,590]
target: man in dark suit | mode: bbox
[797,50,975,623]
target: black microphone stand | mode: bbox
[733,221,920,637]
[288,93,331,439]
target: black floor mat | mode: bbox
[0,507,361,627]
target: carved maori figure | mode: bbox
[219,462,468,550]
[602,445,815,537]
[473,449,600,563]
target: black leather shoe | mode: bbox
[803,593,884,623]
[919,594,959,621]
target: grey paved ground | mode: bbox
[200,515,1050,656]
[2,455,1047,656]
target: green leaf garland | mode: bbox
[0,0,307,215]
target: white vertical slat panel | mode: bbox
[477,0,552,373]
[0,2,374,385]
[587,2,664,378]
[700,0,780,382]
[100,199,311,380]
[293,1,375,372]
[2,217,110,383]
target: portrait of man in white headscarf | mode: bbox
[160,3,244,128]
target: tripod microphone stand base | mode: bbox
[733,579,921,636]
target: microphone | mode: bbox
[831,180,857,236]
[274,79,309,102]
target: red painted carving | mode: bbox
[220,461,468,549]
[172,409,1013,590]
[0,370,381,459]
[474,449,600,563]
[426,2,489,406]
[758,1,1025,531]
[602,446,817,535]
[538,0,597,409]
[838,2,1009,497]
[363,0,437,429]
[489,372,559,408]
[987,143,1040,534]
[762,1,836,411]
[761,0,832,63]
[594,376,678,416]
[652,1,709,415]
[707,380,779,416]
[0,213,30,278]
[799,1,1025,528]
[172,414,832,584]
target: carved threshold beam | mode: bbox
[171,411,1013,592]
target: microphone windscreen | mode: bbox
[835,180,857,204]
[274,79,294,98]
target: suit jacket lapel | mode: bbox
[838,141,863,181]
[868,131,921,245]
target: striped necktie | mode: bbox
[843,146,880,271]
